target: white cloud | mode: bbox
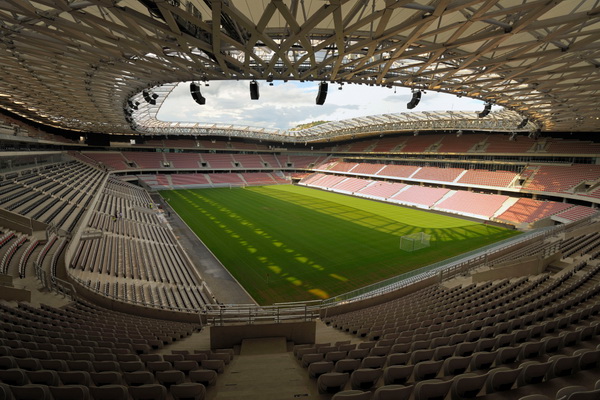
[156,81,498,130]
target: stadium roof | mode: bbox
[0,0,599,137]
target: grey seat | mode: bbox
[200,359,224,374]
[373,384,412,400]
[317,372,349,394]
[486,366,522,392]
[331,390,372,400]
[350,368,382,390]
[547,354,579,379]
[433,345,455,361]
[128,384,167,400]
[443,356,472,376]
[326,351,347,363]
[89,385,129,400]
[147,361,172,374]
[334,359,361,374]
[518,342,543,360]
[360,356,385,369]
[308,361,334,379]
[189,369,217,386]
[495,346,521,366]
[386,353,409,366]
[0,369,29,386]
[39,359,68,372]
[25,370,59,386]
[414,379,454,400]
[170,383,206,400]
[382,365,413,385]
[450,372,488,400]
[9,384,52,400]
[574,349,600,370]
[58,371,91,386]
[413,360,443,381]
[517,361,552,386]
[119,361,145,373]
[90,371,122,386]
[0,382,13,400]
[49,385,90,400]
[123,371,155,387]
[470,351,498,371]
[155,370,185,388]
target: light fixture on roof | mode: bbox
[316,82,328,105]
[127,100,139,110]
[516,118,529,129]
[190,82,205,105]
[407,90,421,109]
[250,80,259,100]
[142,89,158,105]
[456,130,463,137]
[478,102,492,118]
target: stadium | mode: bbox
[1,1,600,400]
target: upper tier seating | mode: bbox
[435,191,509,219]
[411,167,464,183]
[325,162,358,173]
[457,169,518,188]
[484,134,537,153]
[545,139,600,154]
[122,152,165,169]
[357,181,407,199]
[523,165,600,194]
[333,178,373,193]
[351,164,386,175]
[438,134,488,153]
[83,153,130,170]
[390,186,450,208]
[376,165,419,179]
[553,207,599,223]
[201,154,234,169]
[207,173,244,185]
[234,155,266,168]
[400,135,441,153]
[170,174,210,186]
[164,153,201,169]
[496,198,574,225]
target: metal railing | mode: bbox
[33,261,77,301]
[205,302,321,326]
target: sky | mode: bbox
[157,80,500,131]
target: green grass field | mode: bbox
[161,185,520,305]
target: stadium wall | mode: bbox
[472,251,562,282]
[320,275,438,318]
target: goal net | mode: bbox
[399,232,431,252]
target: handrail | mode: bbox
[205,302,321,326]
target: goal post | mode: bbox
[399,232,431,252]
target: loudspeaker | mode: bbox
[316,82,328,105]
[250,80,259,100]
[517,118,528,129]
[142,90,156,105]
[478,103,491,118]
[407,91,421,109]
[190,82,205,105]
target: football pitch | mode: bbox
[161,185,520,305]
